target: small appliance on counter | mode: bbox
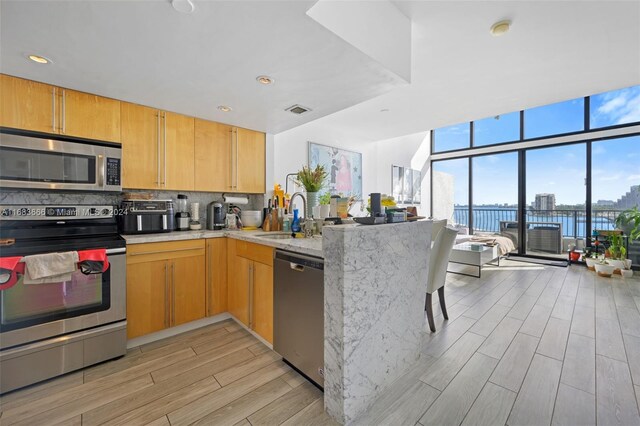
[189,202,201,230]
[118,200,175,234]
[206,202,225,230]
[175,194,190,231]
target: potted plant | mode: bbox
[615,207,640,272]
[318,192,331,218]
[607,233,627,274]
[594,260,615,278]
[296,165,328,218]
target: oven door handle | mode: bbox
[106,248,126,255]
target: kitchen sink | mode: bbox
[256,233,294,240]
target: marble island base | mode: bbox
[322,221,432,424]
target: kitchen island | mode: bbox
[323,220,432,424]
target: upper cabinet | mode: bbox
[121,103,194,191]
[0,75,55,134]
[194,119,233,192]
[0,74,121,143]
[236,127,266,193]
[61,89,121,143]
[194,119,265,194]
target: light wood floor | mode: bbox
[1,261,639,425]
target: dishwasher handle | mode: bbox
[290,262,305,272]
[275,249,324,271]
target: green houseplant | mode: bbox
[615,207,640,241]
[296,165,328,217]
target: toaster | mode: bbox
[118,200,175,234]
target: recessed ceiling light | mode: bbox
[490,20,511,36]
[28,54,51,64]
[217,105,232,112]
[256,75,274,85]
[171,0,194,14]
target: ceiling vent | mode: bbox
[286,104,312,115]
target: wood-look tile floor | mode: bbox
[1,260,639,425]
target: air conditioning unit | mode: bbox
[527,226,562,254]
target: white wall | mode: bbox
[373,131,431,216]
[273,123,379,216]
[273,124,432,217]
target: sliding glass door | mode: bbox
[524,144,587,258]
[472,152,519,253]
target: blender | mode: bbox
[175,194,190,231]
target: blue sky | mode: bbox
[433,84,640,206]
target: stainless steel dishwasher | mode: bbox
[273,249,324,388]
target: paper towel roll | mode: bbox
[223,195,249,205]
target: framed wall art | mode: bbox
[308,142,362,199]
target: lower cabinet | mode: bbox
[206,238,228,316]
[227,239,274,343]
[126,240,206,339]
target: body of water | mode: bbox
[453,207,619,238]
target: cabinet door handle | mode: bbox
[156,112,161,185]
[163,112,167,187]
[171,261,176,326]
[61,89,66,134]
[229,129,233,189]
[52,87,56,132]
[207,250,212,316]
[164,263,169,328]
[248,263,254,329]
[235,129,239,189]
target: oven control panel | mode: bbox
[0,205,114,220]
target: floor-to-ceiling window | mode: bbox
[525,144,586,258]
[430,83,640,266]
[592,135,640,265]
[472,152,519,250]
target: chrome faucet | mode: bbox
[289,192,314,237]
[290,192,307,219]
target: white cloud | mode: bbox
[628,174,640,181]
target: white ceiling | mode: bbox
[2,1,639,142]
[0,0,406,134]
[283,0,640,143]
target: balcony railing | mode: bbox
[453,207,623,239]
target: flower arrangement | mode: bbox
[296,165,327,192]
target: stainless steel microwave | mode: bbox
[0,133,122,192]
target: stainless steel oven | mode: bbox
[0,132,122,192]
[0,204,127,393]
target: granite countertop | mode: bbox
[121,229,323,258]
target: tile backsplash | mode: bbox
[0,190,265,224]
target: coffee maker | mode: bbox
[207,202,225,230]
[175,194,190,231]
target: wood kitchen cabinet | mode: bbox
[126,240,205,338]
[0,74,121,143]
[121,103,194,190]
[1,74,55,133]
[60,89,121,143]
[206,238,228,316]
[236,127,266,193]
[194,119,265,194]
[195,119,233,192]
[227,239,274,343]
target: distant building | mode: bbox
[616,185,640,209]
[533,193,556,211]
[596,199,615,207]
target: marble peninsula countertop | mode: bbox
[121,229,324,258]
